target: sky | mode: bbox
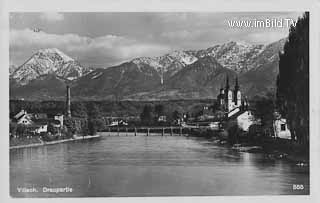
[10,12,302,68]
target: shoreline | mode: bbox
[184,129,310,165]
[9,135,101,150]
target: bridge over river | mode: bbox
[104,123,218,136]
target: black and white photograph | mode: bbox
[7,9,311,198]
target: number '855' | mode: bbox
[293,184,304,190]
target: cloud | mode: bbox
[161,30,193,40]
[40,12,64,22]
[10,12,298,67]
[243,30,289,44]
[10,29,171,67]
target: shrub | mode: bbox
[47,123,59,135]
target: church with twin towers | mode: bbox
[216,75,248,115]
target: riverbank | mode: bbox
[187,128,309,165]
[9,135,101,150]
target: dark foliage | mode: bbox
[277,12,309,144]
[251,93,275,135]
[225,121,242,144]
[140,105,154,125]
[88,118,105,135]
[154,104,165,117]
[47,123,59,134]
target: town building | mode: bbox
[54,114,64,128]
[158,115,167,122]
[14,110,33,125]
[12,110,63,135]
[32,123,48,134]
[273,112,292,140]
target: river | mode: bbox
[10,132,309,197]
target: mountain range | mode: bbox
[10,38,286,100]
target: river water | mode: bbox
[10,133,309,197]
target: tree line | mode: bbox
[10,99,214,121]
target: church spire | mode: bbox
[235,76,239,91]
[225,75,230,90]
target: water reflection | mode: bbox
[10,134,309,197]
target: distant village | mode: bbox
[9,74,293,147]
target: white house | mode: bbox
[108,120,128,126]
[33,124,48,134]
[158,115,167,122]
[54,114,64,128]
[16,114,33,125]
[235,110,255,132]
[273,118,291,140]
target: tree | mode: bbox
[212,100,223,112]
[225,120,241,145]
[72,102,88,118]
[16,124,28,137]
[47,123,59,135]
[9,122,18,137]
[248,124,263,140]
[64,118,77,135]
[88,119,98,135]
[277,12,309,144]
[172,110,181,121]
[140,105,154,125]
[87,118,105,135]
[64,117,90,136]
[251,94,275,136]
[87,103,101,118]
[154,104,164,117]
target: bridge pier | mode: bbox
[162,128,164,136]
[134,128,137,136]
[147,128,150,136]
[170,127,173,136]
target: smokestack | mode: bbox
[66,85,71,118]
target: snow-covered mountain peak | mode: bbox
[11,48,91,85]
[36,48,74,62]
[194,41,265,73]
[164,50,198,65]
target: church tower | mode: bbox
[234,76,241,106]
[225,75,233,111]
[219,85,225,106]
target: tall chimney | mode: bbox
[66,85,71,118]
